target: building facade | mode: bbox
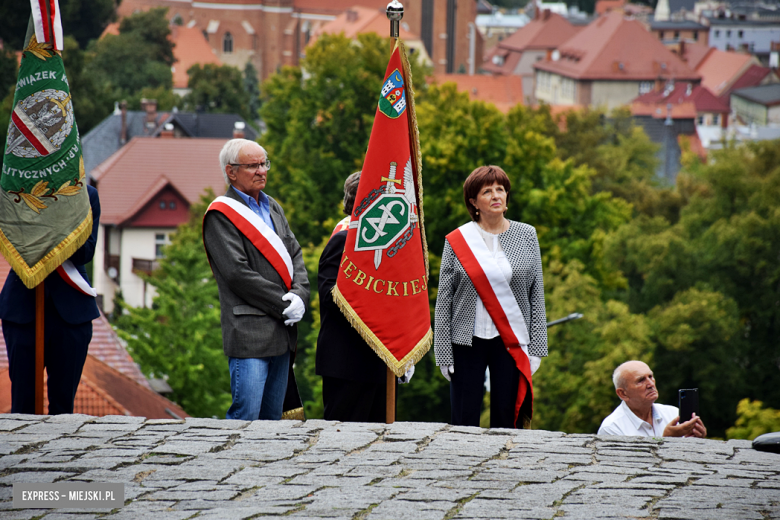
[118,0,480,79]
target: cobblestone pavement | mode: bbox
[0,414,779,519]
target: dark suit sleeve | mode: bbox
[270,199,310,310]
[318,232,346,305]
[68,185,100,266]
[204,210,289,319]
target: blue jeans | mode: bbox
[226,351,290,421]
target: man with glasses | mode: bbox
[203,139,309,420]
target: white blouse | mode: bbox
[473,225,512,340]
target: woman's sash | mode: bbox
[56,259,96,297]
[205,196,293,290]
[446,222,533,427]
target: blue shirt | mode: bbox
[231,186,275,233]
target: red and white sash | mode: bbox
[205,196,293,290]
[446,222,534,427]
[56,259,96,297]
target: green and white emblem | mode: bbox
[354,157,418,269]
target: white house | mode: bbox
[91,137,229,312]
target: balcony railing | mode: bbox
[132,258,160,276]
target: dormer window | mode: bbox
[223,32,234,54]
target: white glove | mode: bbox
[398,365,415,384]
[281,292,305,326]
[439,365,454,381]
[530,356,542,375]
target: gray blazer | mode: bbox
[433,221,548,366]
[203,187,310,359]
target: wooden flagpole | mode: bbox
[384,0,404,424]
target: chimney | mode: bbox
[160,123,175,138]
[233,121,246,139]
[120,101,128,144]
[140,98,158,131]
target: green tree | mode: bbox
[114,191,231,418]
[118,7,175,66]
[726,399,780,440]
[184,63,250,119]
[60,0,117,48]
[243,61,261,122]
[0,46,17,99]
[62,36,114,135]
[648,288,744,436]
[604,140,780,436]
[533,260,653,433]
[86,8,173,97]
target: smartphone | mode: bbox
[678,388,699,423]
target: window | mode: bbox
[223,32,233,53]
[713,114,721,125]
[714,30,720,37]
[659,31,664,39]
[697,115,704,125]
[726,30,731,38]
[738,30,743,38]
[639,81,653,94]
[155,234,167,258]
[562,78,576,99]
[674,31,680,39]
[693,31,698,41]
[159,200,166,210]
[169,201,176,210]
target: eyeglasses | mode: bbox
[230,160,271,172]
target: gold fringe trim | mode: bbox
[282,407,305,421]
[396,39,430,277]
[0,209,93,289]
[331,283,433,377]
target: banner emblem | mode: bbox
[354,157,417,269]
[6,89,74,159]
[378,69,406,119]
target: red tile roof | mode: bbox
[311,5,419,43]
[171,26,223,90]
[680,41,714,70]
[91,138,228,226]
[633,83,729,115]
[695,48,757,97]
[0,356,189,419]
[534,11,700,82]
[482,12,581,75]
[431,74,525,112]
[719,64,777,104]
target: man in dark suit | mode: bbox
[0,185,100,414]
[203,139,309,421]
[316,172,413,422]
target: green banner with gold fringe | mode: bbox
[1,22,91,289]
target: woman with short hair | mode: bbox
[434,165,548,428]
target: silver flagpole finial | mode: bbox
[386,1,404,38]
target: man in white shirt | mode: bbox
[598,361,707,437]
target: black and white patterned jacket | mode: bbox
[433,221,548,366]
